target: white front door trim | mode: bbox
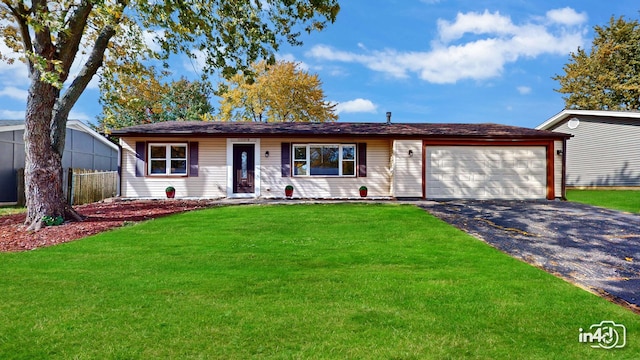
[226,138,261,198]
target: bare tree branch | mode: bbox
[56,0,93,80]
[51,23,117,154]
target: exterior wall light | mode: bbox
[408,150,414,157]
[265,151,270,158]
[556,150,563,156]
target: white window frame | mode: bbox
[292,143,356,177]
[148,143,188,176]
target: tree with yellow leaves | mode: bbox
[97,68,214,133]
[218,60,338,122]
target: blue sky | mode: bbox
[0,1,638,128]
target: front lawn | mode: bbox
[0,206,25,217]
[567,189,640,213]
[0,204,637,359]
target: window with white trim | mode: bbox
[293,144,356,177]
[148,143,188,175]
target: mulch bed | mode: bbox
[0,200,215,252]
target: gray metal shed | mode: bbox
[537,110,640,187]
[0,120,119,204]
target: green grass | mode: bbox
[567,189,640,213]
[0,206,25,216]
[0,204,638,359]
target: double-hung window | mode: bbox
[148,143,188,176]
[293,144,356,177]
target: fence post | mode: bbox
[67,168,74,205]
[16,168,25,207]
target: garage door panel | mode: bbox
[426,146,547,200]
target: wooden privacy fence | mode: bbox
[68,169,118,205]
[17,168,117,206]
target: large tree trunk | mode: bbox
[23,80,82,231]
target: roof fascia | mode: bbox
[0,124,24,133]
[1,120,118,152]
[67,120,119,151]
[536,109,640,130]
[113,132,571,140]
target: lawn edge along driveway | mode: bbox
[423,200,640,314]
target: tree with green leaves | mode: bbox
[218,60,338,122]
[97,70,214,133]
[554,16,640,110]
[0,0,339,230]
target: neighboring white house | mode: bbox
[0,120,119,204]
[537,110,640,188]
[112,121,571,200]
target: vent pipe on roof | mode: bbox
[386,111,392,124]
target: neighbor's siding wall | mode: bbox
[392,140,423,197]
[120,137,227,198]
[0,129,25,203]
[0,127,117,203]
[550,116,640,187]
[260,138,392,198]
[62,128,118,171]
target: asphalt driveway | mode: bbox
[421,200,640,310]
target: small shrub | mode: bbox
[42,215,64,227]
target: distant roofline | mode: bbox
[536,109,640,130]
[0,119,118,151]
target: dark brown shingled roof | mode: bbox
[111,121,571,139]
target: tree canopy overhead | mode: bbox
[554,16,640,111]
[218,60,338,122]
[0,0,340,230]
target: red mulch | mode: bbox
[0,200,215,252]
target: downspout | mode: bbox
[561,137,567,200]
[117,139,123,197]
[389,139,395,198]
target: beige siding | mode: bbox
[120,137,227,198]
[260,138,392,198]
[121,137,393,199]
[554,140,563,197]
[392,140,423,197]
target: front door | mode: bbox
[233,144,255,194]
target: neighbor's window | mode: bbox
[293,144,356,177]
[148,143,188,175]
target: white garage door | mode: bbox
[426,146,547,199]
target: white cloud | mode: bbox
[277,53,310,71]
[307,8,587,84]
[437,10,517,43]
[69,110,91,121]
[0,86,27,101]
[0,109,25,119]
[517,86,532,95]
[143,30,165,53]
[0,35,28,83]
[334,98,377,114]
[0,108,89,121]
[546,7,587,26]
[183,49,208,74]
